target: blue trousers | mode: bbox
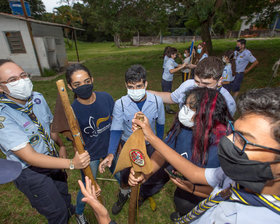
[76,158,120,215]
[14,167,73,224]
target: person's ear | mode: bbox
[91,77,94,83]
[125,82,128,89]
[67,83,73,91]
[144,81,148,89]
[217,77,223,86]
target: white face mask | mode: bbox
[178,105,195,128]
[184,53,187,57]
[127,88,146,102]
[5,78,33,100]
[222,57,227,63]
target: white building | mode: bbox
[0,12,82,76]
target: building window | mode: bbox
[5,31,26,54]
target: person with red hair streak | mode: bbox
[136,87,232,221]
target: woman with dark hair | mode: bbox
[132,87,232,220]
[222,50,236,92]
[194,42,209,63]
[65,63,120,224]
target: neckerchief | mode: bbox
[0,95,58,156]
[173,185,280,223]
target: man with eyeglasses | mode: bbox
[149,56,236,116]
[98,64,165,215]
[129,87,280,223]
[0,59,90,223]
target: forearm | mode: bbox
[170,65,184,74]
[145,151,166,180]
[246,60,259,73]
[147,135,207,184]
[147,90,174,104]
[192,185,213,198]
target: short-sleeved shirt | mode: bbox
[166,126,220,168]
[162,58,178,81]
[111,92,165,142]
[171,79,236,116]
[163,55,169,69]
[222,63,235,82]
[181,56,191,73]
[191,167,280,223]
[72,92,114,160]
[234,49,256,73]
[0,92,53,169]
[199,53,208,62]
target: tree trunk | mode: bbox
[114,33,121,48]
[200,20,213,55]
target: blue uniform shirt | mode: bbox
[199,53,208,62]
[191,167,280,223]
[234,49,256,73]
[162,58,178,81]
[171,79,236,116]
[166,126,220,168]
[111,92,165,142]
[0,92,53,169]
[72,92,114,160]
[163,55,169,69]
[222,63,235,82]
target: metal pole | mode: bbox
[73,29,80,62]
[20,0,43,76]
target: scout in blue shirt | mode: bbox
[162,47,187,114]
[99,64,165,215]
[221,50,236,92]
[129,87,280,224]
[150,56,236,117]
[232,38,259,98]
[0,59,90,224]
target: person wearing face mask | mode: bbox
[129,87,280,223]
[98,64,165,215]
[179,48,192,82]
[221,50,236,92]
[128,87,232,221]
[162,47,188,114]
[149,56,236,117]
[65,63,119,224]
[232,39,259,99]
[0,59,90,224]
[193,42,208,65]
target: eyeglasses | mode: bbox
[228,120,280,155]
[0,72,31,86]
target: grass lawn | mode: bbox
[0,38,280,224]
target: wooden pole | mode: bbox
[56,79,102,203]
[20,0,43,76]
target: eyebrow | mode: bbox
[235,129,256,139]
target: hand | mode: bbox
[188,64,197,69]
[244,69,249,74]
[78,176,111,223]
[132,112,155,142]
[99,154,114,173]
[59,146,67,158]
[128,167,145,186]
[72,151,90,169]
[170,176,194,193]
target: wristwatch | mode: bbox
[69,159,74,170]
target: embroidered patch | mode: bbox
[23,121,31,128]
[29,135,40,146]
[0,123,4,129]
[0,116,5,122]
[129,149,145,167]
[34,98,41,104]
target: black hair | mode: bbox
[167,47,178,58]
[65,63,92,85]
[125,64,146,84]
[195,56,224,80]
[0,59,13,67]
[238,87,280,144]
[237,39,246,46]
[167,87,232,165]
[223,50,236,76]
[163,46,171,57]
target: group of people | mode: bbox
[0,37,279,224]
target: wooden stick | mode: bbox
[129,172,141,224]
[56,79,102,203]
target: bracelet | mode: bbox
[192,184,196,194]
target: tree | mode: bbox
[0,0,11,14]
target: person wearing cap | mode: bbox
[232,38,259,98]
[0,59,90,224]
[129,87,280,223]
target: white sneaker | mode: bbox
[75,213,89,224]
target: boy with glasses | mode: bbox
[98,64,165,215]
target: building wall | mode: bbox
[0,15,41,75]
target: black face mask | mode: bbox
[218,136,275,194]
[72,84,93,99]
[235,46,240,52]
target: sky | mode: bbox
[42,0,72,13]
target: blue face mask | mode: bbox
[197,49,202,54]
[72,84,93,99]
